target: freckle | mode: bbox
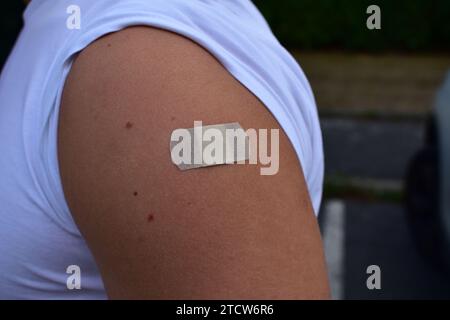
[171,116,176,121]
[133,191,138,196]
[107,43,111,47]
[187,201,192,206]
[125,121,133,129]
[147,214,154,222]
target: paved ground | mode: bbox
[319,118,450,300]
[321,118,425,180]
[320,200,450,300]
[296,52,450,117]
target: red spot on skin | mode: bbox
[125,121,133,129]
[147,214,154,222]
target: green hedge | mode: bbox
[253,0,450,51]
[0,2,25,70]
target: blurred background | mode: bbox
[2,0,450,299]
[254,0,450,299]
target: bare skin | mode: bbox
[58,26,330,299]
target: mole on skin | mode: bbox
[125,121,133,129]
[133,191,138,196]
[147,214,154,222]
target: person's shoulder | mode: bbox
[58,26,329,299]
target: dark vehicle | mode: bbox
[406,71,450,269]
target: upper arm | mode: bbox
[58,26,329,299]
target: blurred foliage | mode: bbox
[323,175,404,203]
[0,2,25,70]
[253,0,450,51]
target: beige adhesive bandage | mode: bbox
[170,122,249,171]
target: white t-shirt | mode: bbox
[0,0,324,299]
